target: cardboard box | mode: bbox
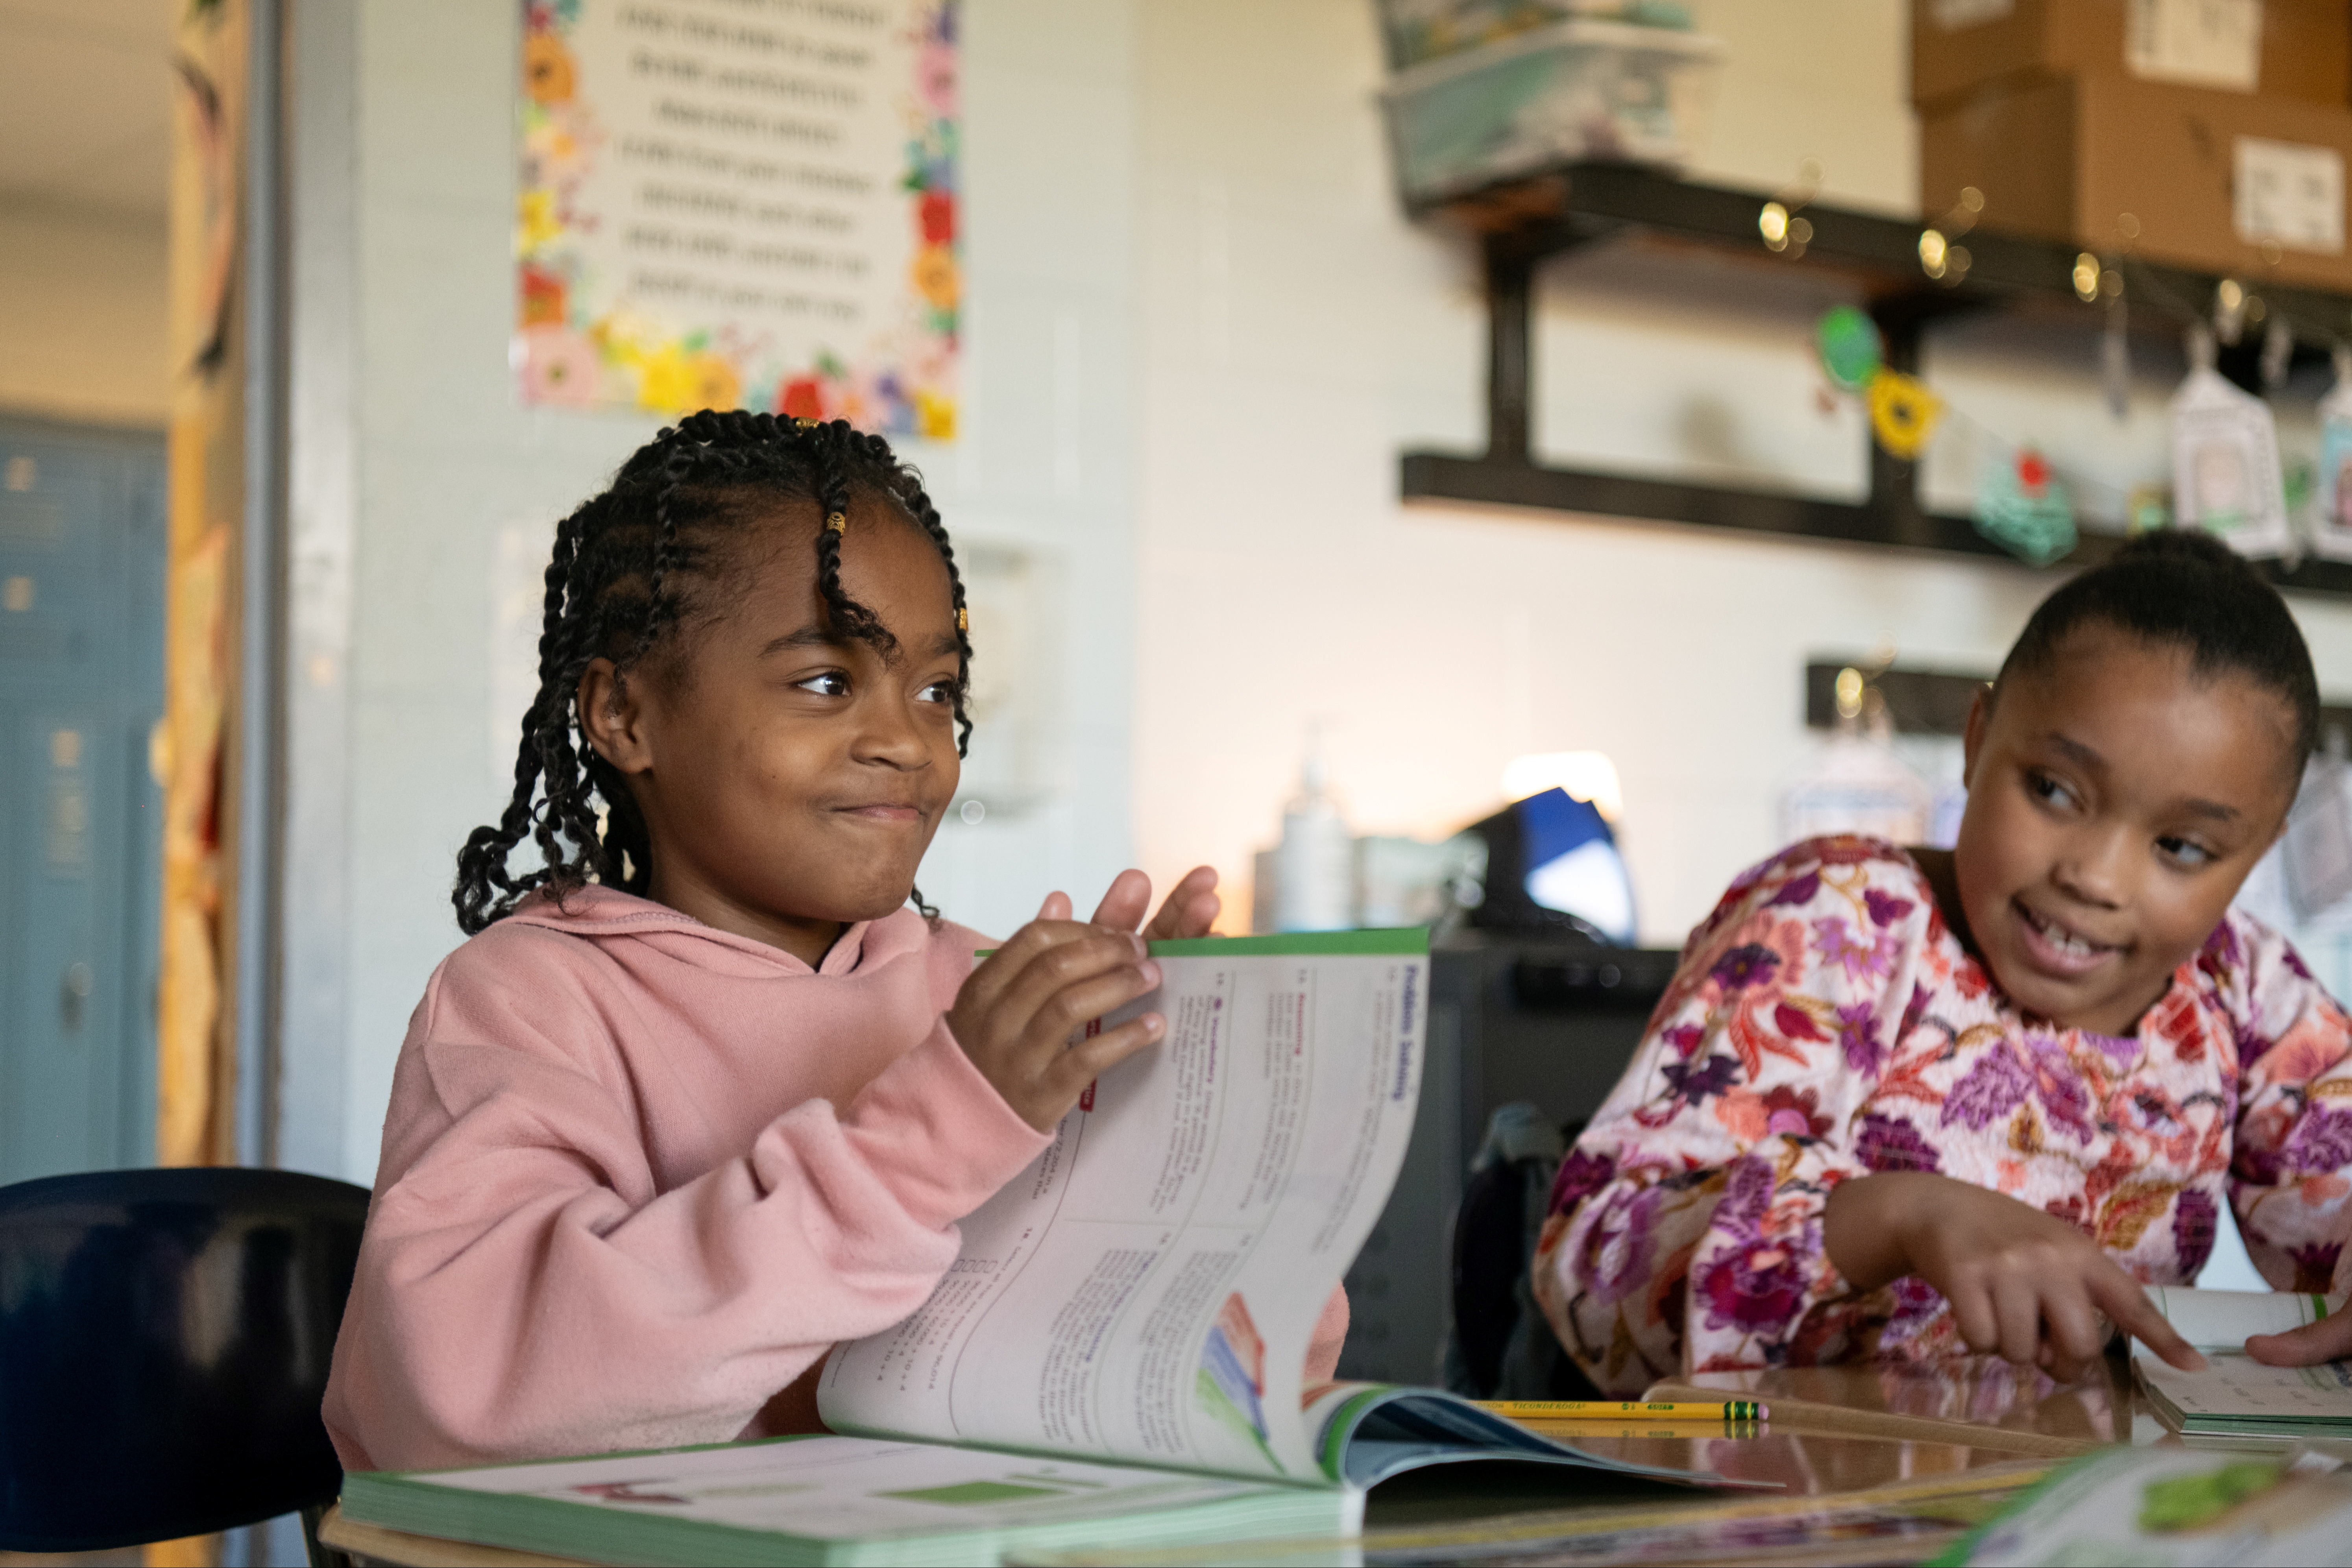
[1912,0,2349,109]
[1920,72,2352,289]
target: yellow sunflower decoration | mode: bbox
[1868,369,1943,460]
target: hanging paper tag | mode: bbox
[1815,306,1882,393]
[1868,369,1942,460]
[2171,353,2292,557]
[2313,347,2352,562]
[1973,447,2077,566]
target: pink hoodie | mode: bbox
[324,886,1347,1472]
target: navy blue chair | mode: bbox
[0,1166,369,1557]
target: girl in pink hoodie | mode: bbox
[323,412,1345,1470]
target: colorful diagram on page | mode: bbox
[1197,1292,1279,1471]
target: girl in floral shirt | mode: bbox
[1535,532,2352,1393]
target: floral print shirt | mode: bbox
[1532,837,2352,1396]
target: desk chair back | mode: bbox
[0,1165,369,1552]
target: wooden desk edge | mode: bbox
[316,1503,592,1568]
[1642,1380,2106,1459]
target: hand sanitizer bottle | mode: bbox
[1274,735,1354,933]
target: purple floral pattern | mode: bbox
[1531,837,2352,1396]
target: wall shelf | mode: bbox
[1401,161,2352,599]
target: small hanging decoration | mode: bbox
[1973,447,2077,566]
[1868,369,1943,459]
[2315,346,2352,562]
[2171,324,2292,558]
[2125,482,2171,534]
[1815,305,1881,391]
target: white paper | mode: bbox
[1931,0,2013,30]
[820,942,1427,1483]
[2128,0,2262,91]
[2236,137,2346,255]
[2145,1286,2328,1350]
[2171,364,2293,557]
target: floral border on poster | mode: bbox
[513,0,959,438]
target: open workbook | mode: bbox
[341,930,1751,1567]
[2132,1286,2352,1438]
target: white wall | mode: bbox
[0,202,167,427]
[1129,0,2352,947]
[282,0,1141,1184]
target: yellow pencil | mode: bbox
[1477,1399,1768,1422]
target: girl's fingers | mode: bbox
[960,918,1127,1019]
[1030,960,1162,1047]
[988,934,1150,1042]
[2247,1310,2352,1367]
[1947,1280,2000,1357]
[1088,870,1153,933]
[2092,1272,2208,1372]
[1146,867,1221,940]
[2042,1288,2108,1370]
[1060,1012,1165,1083]
[1993,1276,2043,1365]
[1040,890,1073,922]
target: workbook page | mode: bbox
[819,932,1426,1484]
[2144,1287,2328,1350]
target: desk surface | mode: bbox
[314,1356,2187,1567]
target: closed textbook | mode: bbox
[340,931,1752,1566]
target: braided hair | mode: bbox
[453,409,974,935]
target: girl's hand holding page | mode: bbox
[948,892,1168,1132]
[1087,865,1222,942]
[2247,1304,2352,1367]
[1825,1171,2206,1381]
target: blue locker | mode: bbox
[0,418,166,1181]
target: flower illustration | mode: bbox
[517,326,602,407]
[1759,1085,1830,1140]
[685,352,741,412]
[777,375,828,421]
[523,30,577,105]
[1583,1186,1664,1306]
[917,39,957,116]
[2171,1189,2217,1275]
[1835,1003,1883,1073]
[1661,1053,1739,1106]
[519,265,567,328]
[2284,1104,2352,1174]
[919,190,956,247]
[516,189,562,257]
[1710,944,1780,994]
[1940,1044,2029,1130]
[1698,1234,1808,1335]
[630,345,701,414]
[1550,1147,1616,1214]
[912,244,959,312]
[1863,888,1915,928]
[1813,916,1894,981]
[915,388,956,440]
[1855,1112,1940,1173]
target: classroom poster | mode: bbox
[515,0,959,437]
